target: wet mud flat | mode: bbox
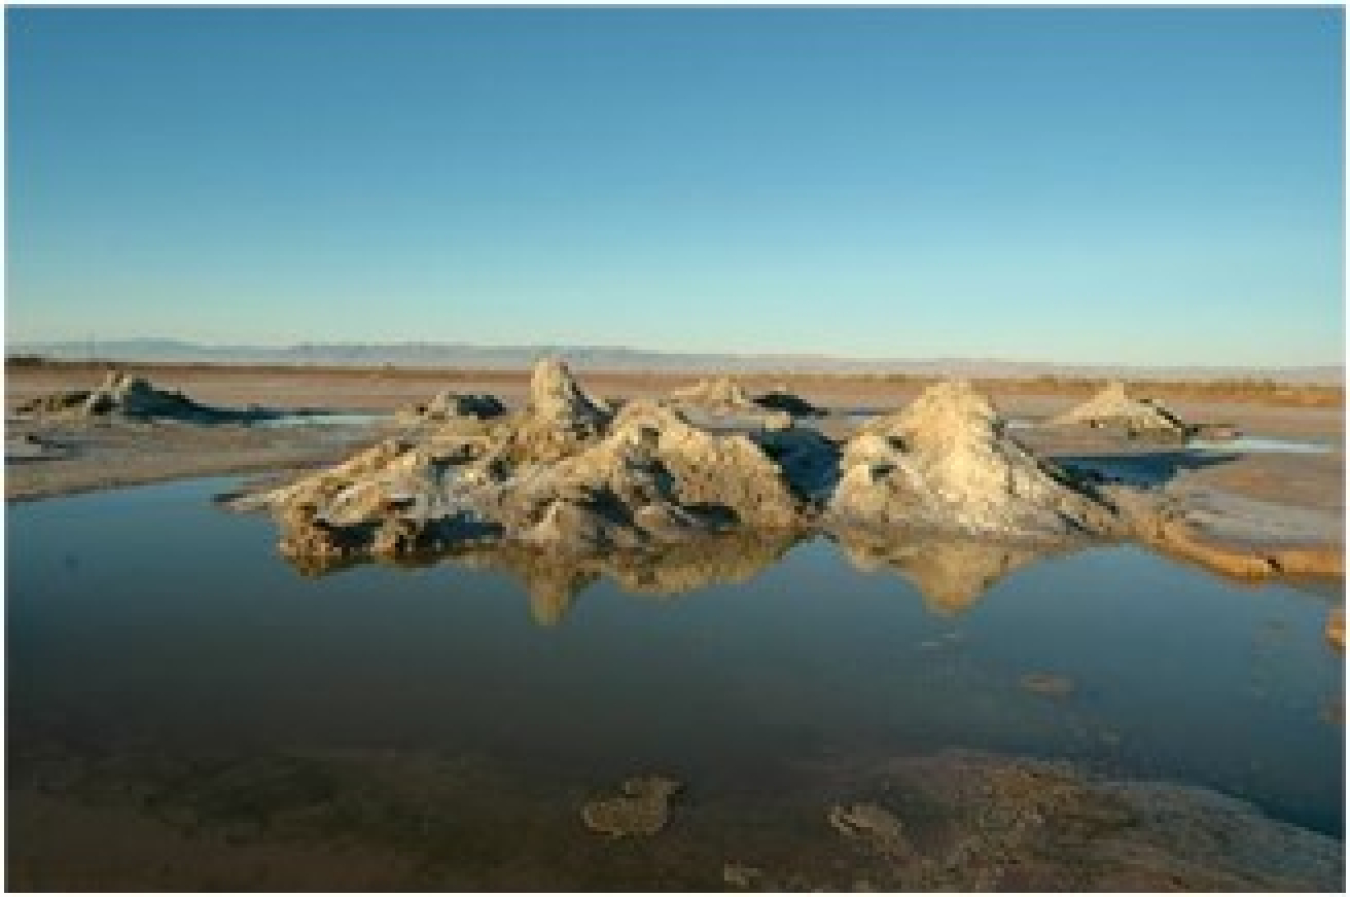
[4,417,385,503]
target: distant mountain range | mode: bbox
[8,338,1343,384]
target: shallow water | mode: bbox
[252,410,390,428]
[5,478,1345,885]
[1189,435,1333,454]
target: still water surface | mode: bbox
[6,477,1344,839]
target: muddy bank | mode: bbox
[6,739,1340,891]
[4,417,382,503]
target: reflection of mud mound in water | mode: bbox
[830,380,1126,538]
[1048,381,1191,440]
[834,530,1051,615]
[799,749,1343,892]
[15,370,265,423]
[607,530,799,597]
[278,530,799,625]
[449,530,800,625]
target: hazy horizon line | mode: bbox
[8,335,1343,373]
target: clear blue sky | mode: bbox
[5,6,1344,365]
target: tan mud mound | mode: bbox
[669,376,758,414]
[670,377,826,419]
[829,380,1126,538]
[1048,381,1191,440]
[396,390,505,424]
[237,358,804,565]
[238,366,1151,566]
[14,370,262,423]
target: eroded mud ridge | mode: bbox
[231,358,1334,578]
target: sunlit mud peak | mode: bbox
[830,379,1126,538]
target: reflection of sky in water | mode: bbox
[1189,436,1332,454]
[6,478,1344,835]
[252,411,390,428]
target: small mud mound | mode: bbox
[482,357,613,468]
[528,356,610,431]
[669,376,757,414]
[14,370,264,424]
[396,390,505,424]
[830,380,1126,538]
[1048,381,1191,441]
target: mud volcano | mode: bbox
[1046,381,1192,441]
[232,359,1156,572]
[396,389,506,424]
[669,376,826,419]
[14,369,274,424]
